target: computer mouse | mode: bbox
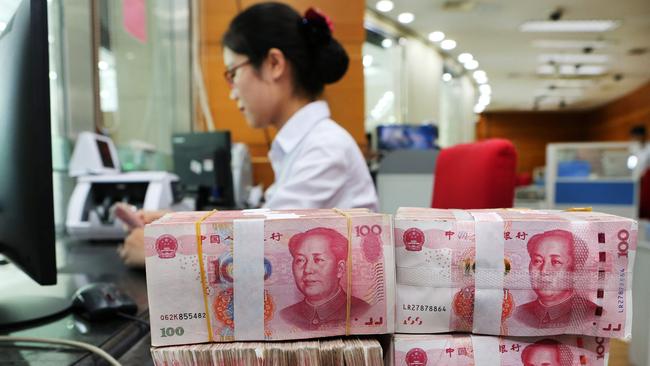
[71,282,138,321]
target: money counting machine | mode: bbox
[66,132,179,240]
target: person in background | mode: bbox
[630,125,650,219]
[118,2,378,267]
[630,125,650,176]
[222,2,377,211]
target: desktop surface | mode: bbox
[0,238,152,365]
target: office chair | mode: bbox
[431,138,517,209]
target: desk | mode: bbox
[0,238,153,365]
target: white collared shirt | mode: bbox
[263,101,378,211]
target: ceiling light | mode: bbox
[536,88,584,97]
[440,39,457,50]
[428,31,445,42]
[532,39,609,49]
[474,104,486,113]
[546,79,595,88]
[464,59,479,70]
[473,70,488,84]
[397,12,414,24]
[458,53,473,63]
[363,55,374,68]
[479,84,492,95]
[381,38,393,48]
[539,54,609,64]
[537,64,556,74]
[572,65,607,75]
[376,0,394,12]
[478,94,491,105]
[442,73,452,82]
[520,20,619,33]
[537,64,607,76]
[473,70,487,80]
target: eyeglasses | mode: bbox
[224,60,251,86]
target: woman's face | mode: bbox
[223,47,279,129]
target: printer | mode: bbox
[66,132,180,240]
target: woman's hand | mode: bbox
[117,210,170,268]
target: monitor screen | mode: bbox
[96,139,115,168]
[172,132,234,208]
[377,124,438,151]
[0,0,56,284]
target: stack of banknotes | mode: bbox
[389,334,609,365]
[144,207,636,365]
[390,207,636,366]
[151,337,383,366]
[144,208,395,346]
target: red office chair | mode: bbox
[431,139,517,209]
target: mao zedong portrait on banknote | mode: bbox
[514,229,599,329]
[521,339,572,366]
[280,228,371,330]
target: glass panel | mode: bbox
[96,0,191,171]
[363,29,402,136]
[554,143,635,179]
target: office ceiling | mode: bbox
[368,0,650,111]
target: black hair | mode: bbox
[222,2,349,99]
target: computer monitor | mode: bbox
[0,0,56,285]
[0,0,72,327]
[376,124,438,151]
[171,131,234,209]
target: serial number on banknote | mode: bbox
[402,304,447,312]
[160,312,207,321]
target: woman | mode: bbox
[119,3,378,266]
[222,2,378,210]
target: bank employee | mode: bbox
[223,2,378,210]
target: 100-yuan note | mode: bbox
[392,334,609,366]
[395,208,636,338]
[145,209,395,346]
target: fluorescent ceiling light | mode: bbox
[428,31,445,42]
[464,59,479,70]
[537,64,607,76]
[546,79,595,88]
[376,0,394,12]
[440,39,456,50]
[381,38,393,48]
[539,54,609,64]
[397,12,414,24]
[520,20,619,33]
[458,53,473,63]
[473,70,487,80]
[532,39,609,49]
[536,88,584,97]
[473,70,488,84]
[479,84,492,95]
